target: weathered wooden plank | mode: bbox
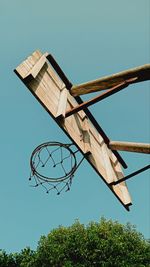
[63,120,85,151]
[64,101,85,143]
[70,64,150,96]
[112,182,132,206]
[65,102,84,136]
[28,52,48,78]
[27,78,58,115]
[91,130,131,206]
[16,60,31,78]
[82,116,91,154]
[88,152,107,181]
[45,57,65,90]
[67,94,86,120]
[109,141,150,154]
[100,143,117,184]
[35,65,60,101]
[24,52,61,102]
[17,51,40,78]
[15,50,132,210]
[56,88,68,118]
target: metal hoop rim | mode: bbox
[30,141,77,182]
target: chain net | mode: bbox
[29,142,79,195]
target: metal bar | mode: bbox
[109,141,150,154]
[112,164,150,185]
[65,81,129,118]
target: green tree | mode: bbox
[34,218,150,267]
[0,218,150,266]
[0,250,17,267]
[0,248,36,267]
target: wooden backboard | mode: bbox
[15,50,132,210]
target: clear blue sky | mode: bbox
[0,0,149,253]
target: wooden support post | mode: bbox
[65,80,131,118]
[109,141,150,154]
[70,64,150,96]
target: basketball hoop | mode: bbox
[15,50,150,209]
[29,141,85,195]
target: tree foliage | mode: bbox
[0,218,150,267]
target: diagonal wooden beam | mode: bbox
[70,64,150,96]
[109,141,150,154]
[65,78,135,118]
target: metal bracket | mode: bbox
[65,78,137,118]
[110,164,150,185]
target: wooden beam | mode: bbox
[74,96,128,169]
[109,141,150,154]
[15,50,132,209]
[65,80,131,118]
[56,88,68,119]
[24,52,49,80]
[70,64,150,96]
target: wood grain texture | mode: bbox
[56,88,68,118]
[25,52,49,79]
[82,116,91,154]
[14,50,132,210]
[70,64,150,96]
[66,81,129,117]
[109,141,150,154]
